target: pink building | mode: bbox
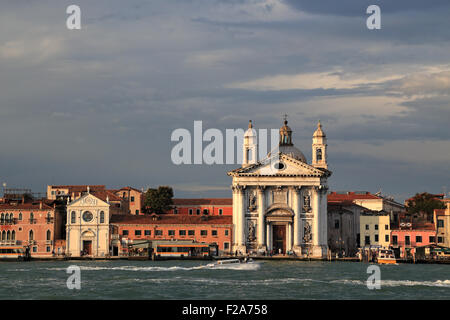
[391,217,436,258]
[0,200,65,257]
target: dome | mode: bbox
[279,145,307,163]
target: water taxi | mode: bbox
[207,258,253,267]
[376,249,397,264]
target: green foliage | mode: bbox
[406,192,445,217]
[143,186,174,214]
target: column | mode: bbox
[313,187,320,247]
[231,186,237,246]
[320,187,328,247]
[266,223,271,252]
[287,223,292,252]
[237,186,246,248]
[293,187,303,249]
[257,186,266,250]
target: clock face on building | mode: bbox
[82,211,93,222]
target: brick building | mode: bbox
[110,214,232,256]
[169,198,232,216]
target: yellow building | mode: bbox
[434,203,450,248]
[360,212,391,249]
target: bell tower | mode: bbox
[243,120,257,166]
[312,120,327,169]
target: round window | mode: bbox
[273,161,285,170]
[82,211,93,222]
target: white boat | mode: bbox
[207,258,253,267]
[376,249,397,265]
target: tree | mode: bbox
[143,186,174,214]
[406,192,445,221]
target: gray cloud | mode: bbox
[0,0,448,202]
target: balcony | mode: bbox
[29,218,37,224]
[0,218,17,225]
[46,217,54,224]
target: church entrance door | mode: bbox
[273,225,286,254]
[83,240,92,256]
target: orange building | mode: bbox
[112,186,144,215]
[169,198,232,216]
[110,214,232,256]
[0,200,65,257]
[47,185,106,200]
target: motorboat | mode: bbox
[376,249,397,264]
[207,258,254,267]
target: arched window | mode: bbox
[46,230,51,241]
[1,213,4,222]
[100,211,105,224]
[9,213,13,220]
[19,212,22,220]
[316,148,322,161]
[2,231,6,241]
[6,231,10,241]
[29,230,34,241]
[30,212,34,221]
[71,211,76,224]
[11,231,15,241]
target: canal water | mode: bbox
[0,260,449,299]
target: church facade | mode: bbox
[228,119,331,258]
[66,191,111,258]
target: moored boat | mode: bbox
[376,249,397,264]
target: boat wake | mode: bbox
[43,263,261,272]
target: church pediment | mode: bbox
[68,193,109,207]
[228,153,330,178]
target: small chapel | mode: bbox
[227,118,331,258]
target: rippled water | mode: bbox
[0,260,449,299]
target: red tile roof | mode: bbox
[49,185,106,193]
[111,214,232,225]
[90,190,122,202]
[0,202,54,210]
[328,192,380,201]
[115,186,143,193]
[173,198,232,206]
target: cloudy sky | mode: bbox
[0,0,449,202]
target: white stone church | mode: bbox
[228,118,331,258]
